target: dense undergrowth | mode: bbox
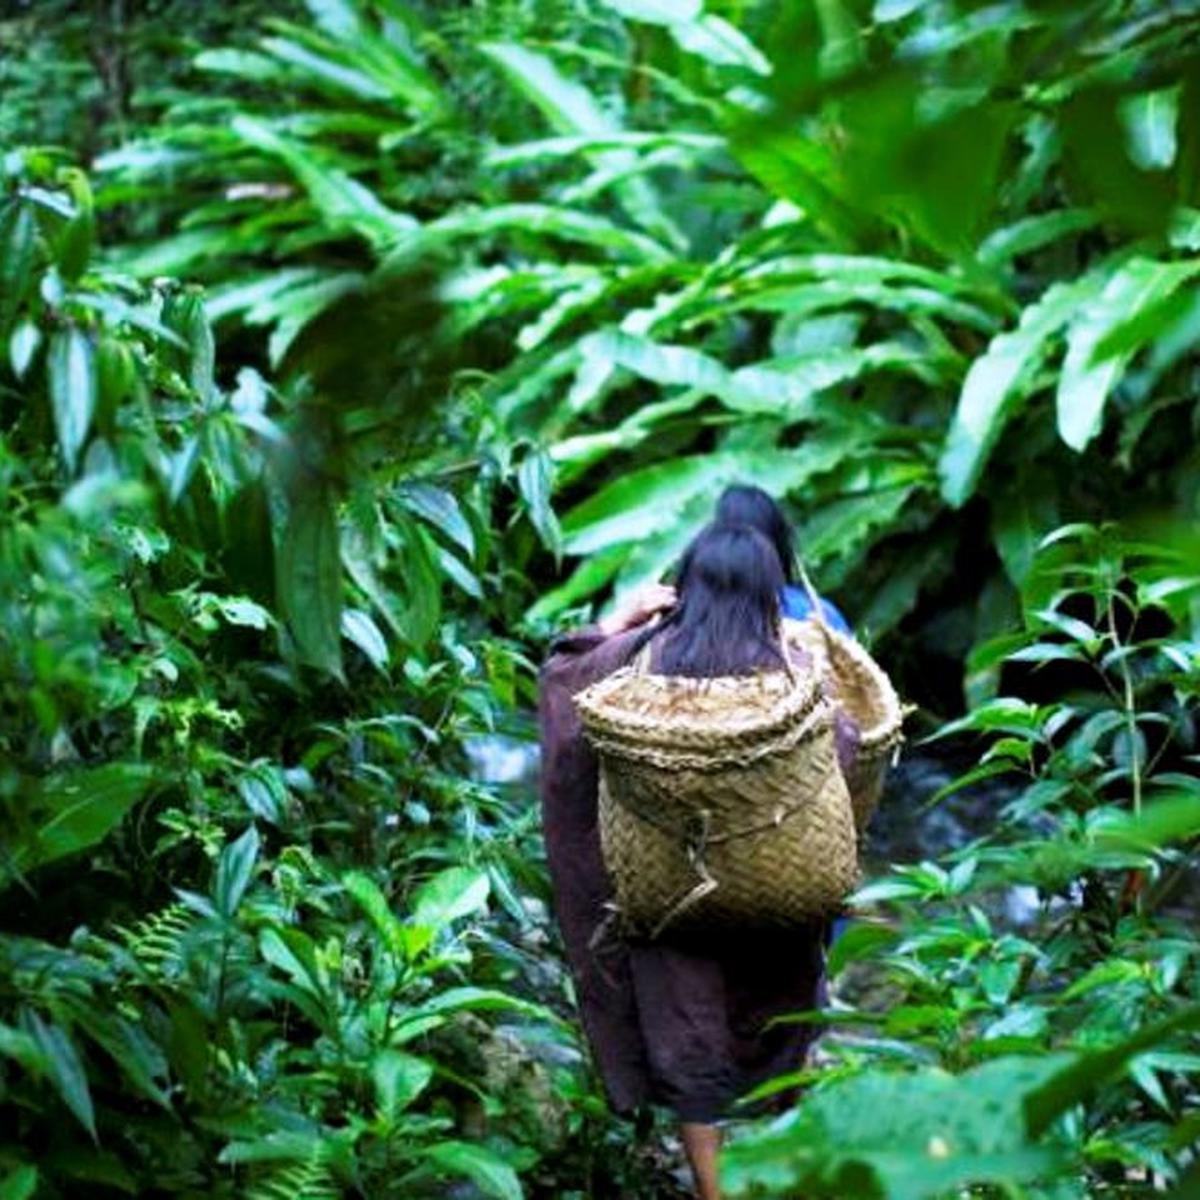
[2,1,1199,1197]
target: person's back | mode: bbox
[540,521,847,1200]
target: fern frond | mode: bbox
[115,902,194,978]
[245,1155,339,1200]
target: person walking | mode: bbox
[538,520,860,1199]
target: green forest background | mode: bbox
[2,1,1199,1196]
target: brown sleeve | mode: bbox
[537,626,652,1113]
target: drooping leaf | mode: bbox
[939,270,1108,506]
[6,763,155,883]
[423,1141,523,1200]
[1056,257,1200,451]
[411,866,490,929]
[372,1050,433,1122]
[23,1013,96,1140]
[517,448,563,558]
[214,826,260,919]
[398,482,475,557]
[341,608,390,671]
[48,327,97,473]
[0,200,37,332]
[482,42,685,249]
[278,486,344,678]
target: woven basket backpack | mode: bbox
[574,636,859,940]
[783,569,906,833]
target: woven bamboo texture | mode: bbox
[782,614,904,832]
[576,664,859,939]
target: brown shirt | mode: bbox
[538,623,852,1121]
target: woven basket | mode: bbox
[783,570,905,832]
[576,658,858,939]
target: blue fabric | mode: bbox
[781,584,852,635]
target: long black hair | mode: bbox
[713,484,798,585]
[642,522,786,678]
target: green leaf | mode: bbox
[0,1166,38,1200]
[424,1141,523,1200]
[561,446,860,557]
[939,271,1106,506]
[722,1054,1069,1199]
[0,200,37,332]
[237,764,287,825]
[231,115,414,249]
[24,1012,96,1139]
[341,608,389,671]
[259,927,329,1004]
[399,482,475,557]
[1119,86,1179,171]
[1057,258,1200,451]
[8,319,40,378]
[372,1049,433,1122]
[481,42,685,249]
[978,208,1098,270]
[343,871,406,959]
[215,826,260,919]
[384,203,671,269]
[54,167,95,281]
[601,0,770,72]
[6,764,155,881]
[279,486,344,678]
[393,515,441,649]
[1025,1005,1200,1136]
[517,448,562,558]
[48,327,97,473]
[411,867,490,929]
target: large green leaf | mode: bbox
[0,200,37,333]
[47,327,97,473]
[5,764,155,883]
[1056,257,1200,451]
[560,445,856,556]
[573,328,940,421]
[722,1055,1070,1200]
[482,42,685,250]
[411,866,490,929]
[230,115,415,249]
[23,1013,96,1140]
[214,826,260,919]
[939,269,1109,506]
[372,1049,433,1122]
[278,486,344,678]
[424,1141,523,1200]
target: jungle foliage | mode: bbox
[2,1,1199,1197]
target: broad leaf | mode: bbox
[6,764,155,882]
[939,270,1108,506]
[48,327,97,473]
[278,486,344,678]
[1056,257,1200,451]
[424,1141,523,1200]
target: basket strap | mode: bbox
[797,561,833,638]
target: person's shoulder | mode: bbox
[781,584,811,619]
[781,584,853,635]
